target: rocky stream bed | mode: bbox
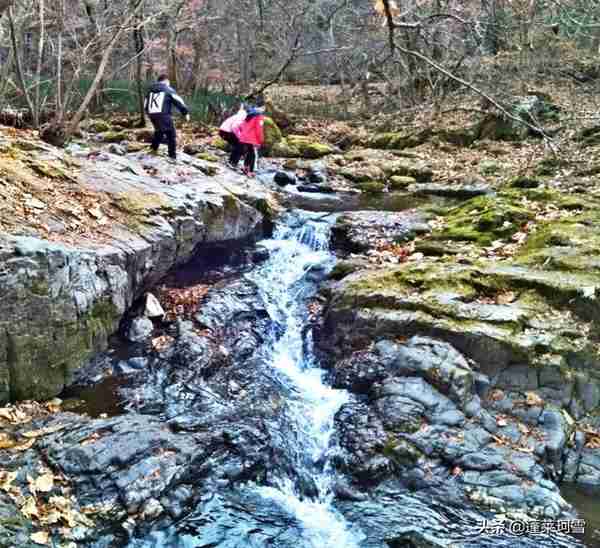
[2,128,600,548]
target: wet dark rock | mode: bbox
[297,184,325,193]
[126,317,154,342]
[323,328,579,520]
[252,245,270,263]
[308,169,327,184]
[274,171,297,186]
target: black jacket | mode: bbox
[144,82,189,117]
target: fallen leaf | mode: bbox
[525,391,544,407]
[21,496,39,519]
[496,291,517,304]
[34,473,54,493]
[0,433,17,449]
[30,531,49,545]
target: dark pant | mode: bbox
[150,115,177,159]
[220,130,243,166]
[242,145,257,171]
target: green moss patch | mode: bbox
[431,194,534,246]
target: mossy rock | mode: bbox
[114,191,170,217]
[329,260,367,281]
[369,128,433,150]
[26,159,73,180]
[510,176,542,189]
[89,120,112,133]
[126,142,147,153]
[383,437,423,464]
[270,136,334,159]
[101,131,128,143]
[389,175,416,190]
[535,156,569,176]
[480,160,501,175]
[383,161,433,183]
[356,181,386,194]
[339,165,383,183]
[263,117,283,149]
[213,135,229,151]
[436,126,479,147]
[197,152,219,163]
[286,135,334,158]
[432,194,534,246]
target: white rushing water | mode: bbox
[249,218,363,548]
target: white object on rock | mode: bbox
[144,293,165,319]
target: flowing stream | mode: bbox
[248,219,362,547]
[127,213,585,548]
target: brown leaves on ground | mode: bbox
[582,426,600,449]
[158,283,210,321]
[1,464,93,546]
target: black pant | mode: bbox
[242,144,257,171]
[150,115,177,159]
[220,130,243,166]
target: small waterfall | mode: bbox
[248,218,363,547]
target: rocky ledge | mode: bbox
[0,135,274,403]
[316,183,600,501]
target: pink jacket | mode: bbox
[219,109,246,133]
[234,115,265,146]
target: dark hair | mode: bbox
[157,74,169,82]
[255,95,265,107]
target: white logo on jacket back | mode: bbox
[147,92,165,114]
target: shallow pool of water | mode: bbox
[562,484,600,548]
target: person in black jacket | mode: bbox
[144,75,190,161]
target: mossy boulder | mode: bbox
[263,117,283,149]
[510,176,542,189]
[339,164,383,183]
[477,95,560,142]
[270,135,334,159]
[324,259,600,383]
[436,126,479,147]
[89,120,112,133]
[383,160,433,183]
[389,175,416,190]
[213,135,228,151]
[101,131,129,143]
[369,128,433,150]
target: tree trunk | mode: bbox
[132,1,146,127]
[56,0,64,121]
[167,26,178,88]
[7,6,35,122]
[33,0,45,128]
[67,0,145,137]
[0,0,14,18]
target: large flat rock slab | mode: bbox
[0,140,274,403]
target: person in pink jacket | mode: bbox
[219,104,247,168]
[233,107,265,177]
